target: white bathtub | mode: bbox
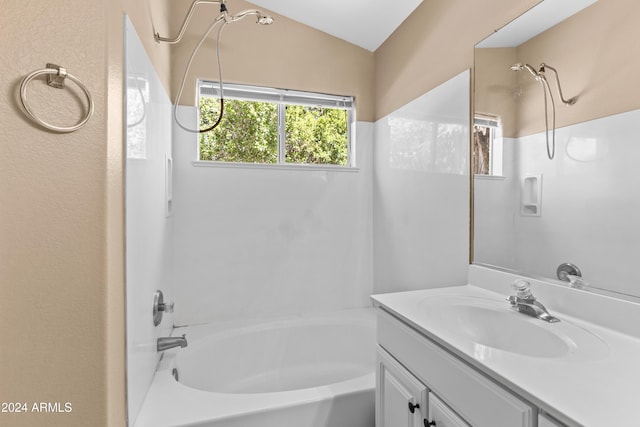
[134,308,376,427]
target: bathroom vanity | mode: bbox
[372,265,640,427]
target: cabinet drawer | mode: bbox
[377,310,535,427]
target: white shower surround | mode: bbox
[372,70,471,294]
[172,111,375,326]
[125,17,175,425]
[474,109,640,297]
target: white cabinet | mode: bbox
[429,393,470,427]
[539,413,564,427]
[376,347,427,427]
[376,309,536,427]
[377,346,470,427]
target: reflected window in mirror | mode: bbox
[473,114,503,176]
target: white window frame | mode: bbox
[197,81,356,168]
[473,114,503,177]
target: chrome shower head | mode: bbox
[511,63,539,78]
[225,9,275,25]
[257,14,274,25]
[154,1,274,44]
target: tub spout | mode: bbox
[157,334,188,352]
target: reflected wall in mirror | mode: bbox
[473,0,640,299]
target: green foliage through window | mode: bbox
[198,83,353,166]
[200,98,278,163]
[285,106,348,165]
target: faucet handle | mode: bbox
[567,274,587,289]
[158,301,174,313]
[153,290,174,326]
[511,279,533,299]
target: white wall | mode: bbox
[373,71,471,294]
[473,137,518,269]
[124,17,174,425]
[513,109,640,296]
[475,109,640,297]
[172,107,374,325]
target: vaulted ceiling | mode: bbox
[248,0,424,52]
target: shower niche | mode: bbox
[520,175,541,217]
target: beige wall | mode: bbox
[1,0,112,426]
[168,0,375,121]
[514,0,640,137]
[375,0,541,121]
[474,48,518,137]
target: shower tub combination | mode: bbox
[134,308,376,427]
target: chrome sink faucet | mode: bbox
[157,334,188,352]
[507,280,560,323]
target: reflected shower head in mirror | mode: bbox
[511,63,539,78]
[538,63,577,106]
[511,62,556,159]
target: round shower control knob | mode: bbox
[557,262,582,281]
[152,290,174,326]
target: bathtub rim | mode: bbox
[134,307,376,427]
[175,311,376,394]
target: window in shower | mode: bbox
[473,114,503,176]
[198,81,354,167]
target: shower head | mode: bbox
[257,14,274,25]
[511,63,539,78]
[154,1,274,43]
[225,9,275,25]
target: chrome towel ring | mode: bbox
[19,63,94,133]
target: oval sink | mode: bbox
[417,295,608,359]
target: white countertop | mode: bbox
[371,283,640,427]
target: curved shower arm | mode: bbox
[539,63,577,106]
[154,0,226,44]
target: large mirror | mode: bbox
[473,0,640,299]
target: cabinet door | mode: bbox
[539,413,564,427]
[376,346,428,427]
[428,393,470,427]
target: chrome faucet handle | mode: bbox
[511,279,534,299]
[567,274,587,289]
